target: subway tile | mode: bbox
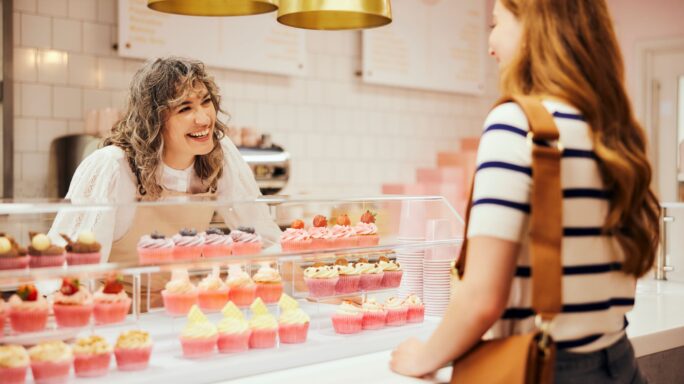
[97,57,125,89]
[15,0,37,12]
[14,118,37,151]
[21,152,49,185]
[53,86,82,119]
[36,119,68,150]
[111,89,127,110]
[97,0,116,24]
[82,89,112,115]
[68,0,96,20]
[295,105,314,133]
[13,154,22,183]
[14,47,37,82]
[67,120,84,134]
[13,12,21,46]
[83,22,111,56]
[67,53,97,87]
[21,83,52,118]
[37,0,67,16]
[37,50,68,84]
[14,83,22,117]
[21,14,51,48]
[52,18,81,52]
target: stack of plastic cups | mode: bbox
[423,219,459,317]
[397,200,427,300]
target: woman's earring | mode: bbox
[488,48,496,57]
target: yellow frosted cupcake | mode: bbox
[277,294,310,344]
[248,298,277,349]
[179,305,218,358]
[217,301,251,353]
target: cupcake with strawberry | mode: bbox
[0,345,29,384]
[179,305,218,358]
[28,341,73,384]
[137,231,174,264]
[330,214,357,249]
[0,234,28,270]
[27,232,65,268]
[277,294,310,344]
[61,231,101,265]
[93,275,131,325]
[253,264,283,304]
[361,297,387,330]
[248,298,278,349]
[308,215,333,250]
[8,284,48,333]
[197,266,230,312]
[172,228,204,261]
[354,210,380,247]
[378,256,403,288]
[355,258,384,291]
[72,335,112,378]
[201,227,232,258]
[303,263,339,297]
[217,301,251,353]
[226,265,256,307]
[162,268,198,316]
[333,257,361,294]
[53,277,93,328]
[331,300,364,334]
[114,330,152,371]
[230,227,262,256]
[280,219,312,252]
[404,294,425,323]
[384,297,408,326]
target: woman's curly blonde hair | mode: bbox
[103,57,228,199]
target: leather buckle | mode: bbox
[526,131,564,152]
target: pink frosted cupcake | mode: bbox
[253,264,283,304]
[331,301,363,334]
[384,297,409,326]
[404,294,425,323]
[137,231,174,264]
[308,215,334,250]
[0,345,29,384]
[230,227,262,256]
[8,285,48,333]
[330,214,357,249]
[0,234,29,270]
[162,268,198,316]
[217,302,251,353]
[114,330,152,371]
[361,298,387,330]
[334,258,361,294]
[27,232,65,268]
[53,278,93,328]
[303,264,339,297]
[197,267,230,312]
[61,231,101,265]
[354,210,380,247]
[172,228,204,261]
[355,259,384,291]
[179,305,219,358]
[226,265,257,307]
[72,335,112,378]
[201,227,232,258]
[278,294,310,344]
[28,341,73,384]
[248,298,277,349]
[280,220,312,252]
[93,276,131,324]
[379,256,403,288]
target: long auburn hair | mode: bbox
[103,57,227,199]
[500,0,660,277]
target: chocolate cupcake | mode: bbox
[0,233,28,270]
[28,232,65,268]
[61,231,102,265]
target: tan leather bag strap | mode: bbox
[455,95,563,320]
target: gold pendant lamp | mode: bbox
[147,0,279,17]
[277,0,392,30]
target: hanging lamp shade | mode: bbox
[277,0,392,30]
[147,0,279,17]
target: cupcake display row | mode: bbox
[0,330,152,384]
[303,256,403,298]
[0,232,102,270]
[331,295,424,335]
[280,211,379,252]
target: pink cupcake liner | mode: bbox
[232,242,262,256]
[335,275,361,294]
[0,365,28,384]
[386,307,409,326]
[310,238,335,250]
[73,352,111,378]
[229,285,257,308]
[0,256,29,270]
[66,252,101,265]
[407,305,425,323]
[203,244,232,258]
[30,360,72,384]
[217,331,252,353]
[249,328,277,349]
[114,347,152,371]
[359,273,384,291]
[281,240,313,252]
[362,310,387,330]
[137,247,173,264]
[278,322,309,344]
[198,288,230,312]
[53,303,93,328]
[381,270,403,288]
[173,246,203,261]
[304,277,339,298]
[331,313,363,334]
[333,237,357,249]
[180,336,218,358]
[356,235,380,247]
[28,254,65,268]
[93,298,131,325]
[9,308,49,333]
[255,283,283,304]
[161,291,198,316]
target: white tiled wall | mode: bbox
[13,0,499,198]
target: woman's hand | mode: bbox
[390,337,436,378]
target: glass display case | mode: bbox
[0,196,463,383]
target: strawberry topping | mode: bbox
[312,215,327,228]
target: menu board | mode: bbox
[119,0,307,76]
[362,0,487,95]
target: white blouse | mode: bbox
[48,138,281,261]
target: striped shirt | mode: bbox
[468,100,635,352]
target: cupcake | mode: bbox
[137,231,174,264]
[404,294,425,323]
[277,294,310,344]
[378,256,403,288]
[384,297,408,326]
[202,227,232,258]
[0,299,6,334]
[27,232,65,268]
[114,330,152,371]
[361,297,387,330]
[230,227,262,256]
[308,215,334,250]
[303,264,339,297]
[331,300,363,334]
[333,258,361,294]
[172,228,204,261]
[248,298,277,349]
[0,345,29,384]
[217,301,251,353]
[330,214,357,249]
[179,305,219,358]
[280,220,312,252]
[61,231,101,265]
[93,275,131,325]
[226,265,256,307]
[53,277,93,328]
[28,341,73,384]
[161,268,198,316]
[0,234,28,270]
[8,285,49,333]
[354,210,380,247]
[355,259,384,291]
[197,266,230,312]
[72,335,112,378]
[253,264,283,304]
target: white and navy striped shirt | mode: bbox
[468,100,634,352]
